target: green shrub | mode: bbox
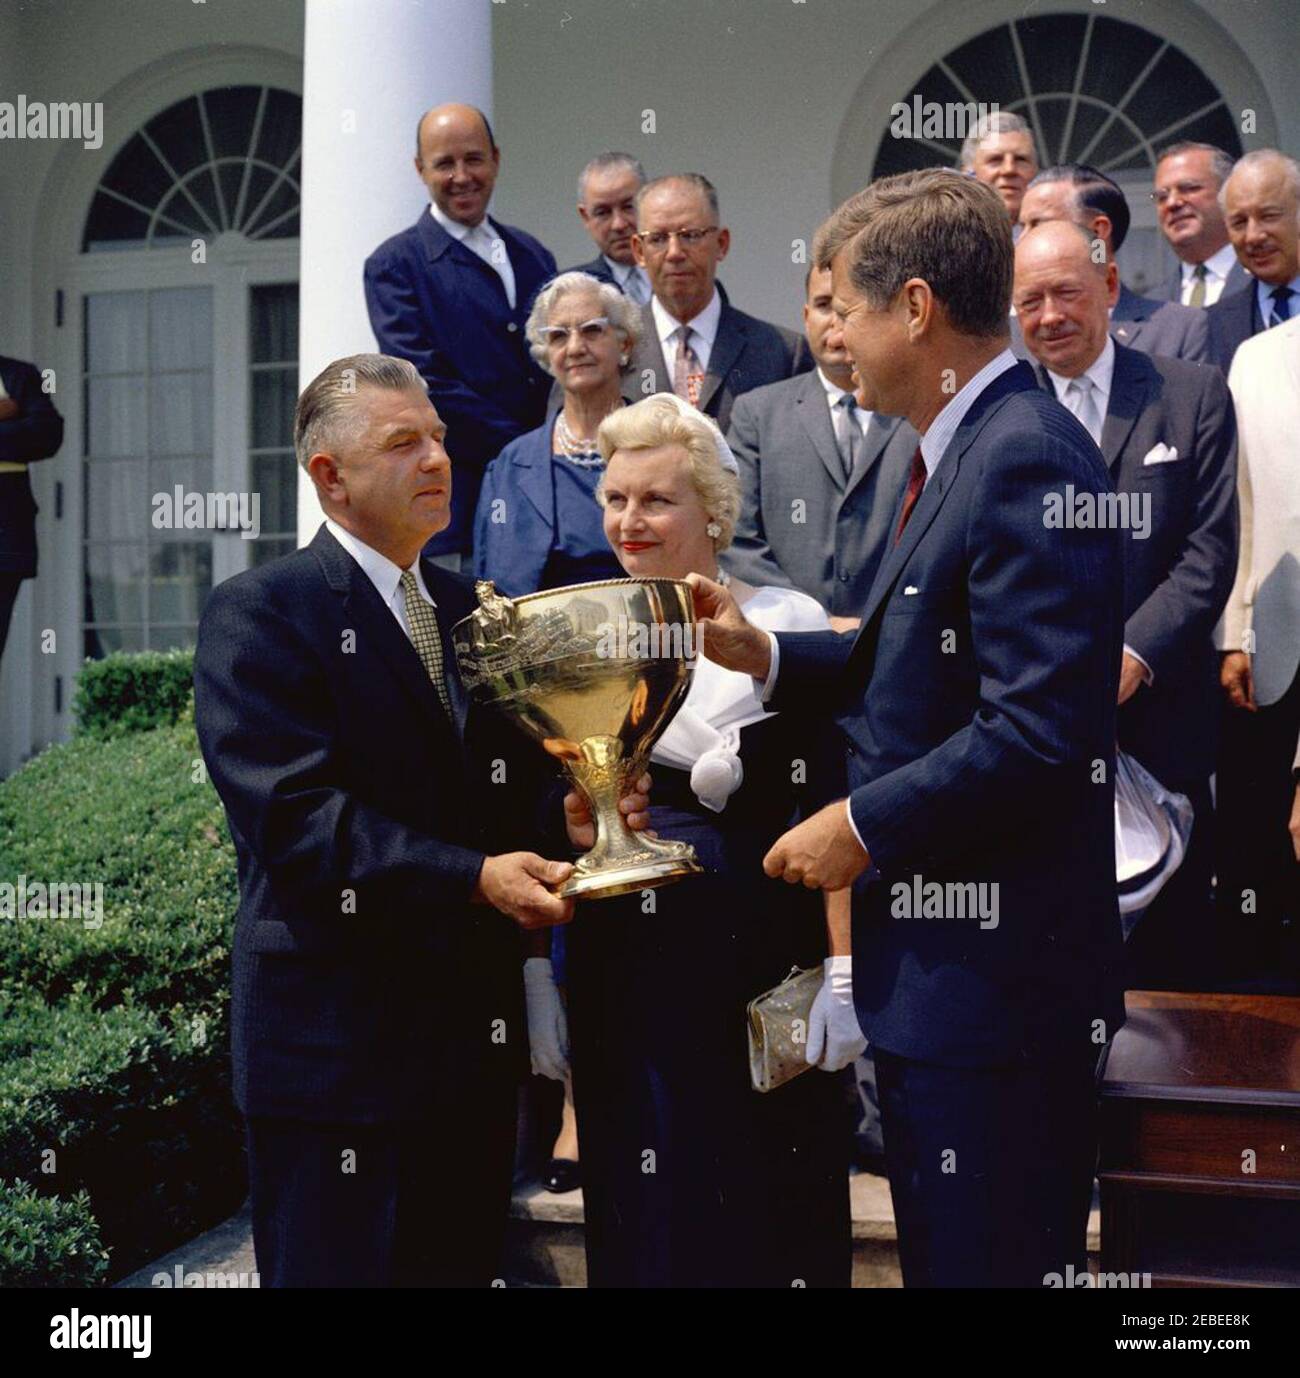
[0,1179,109,1288]
[71,649,196,739]
[0,717,244,1283]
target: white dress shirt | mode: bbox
[652,287,723,375]
[1043,336,1154,685]
[429,200,517,310]
[816,367,872,435]
[1043,334,1116,450]
[605,255,651,304]
[325,519,437,642]
[1256,272,1300,329]
[1178,242,1239,307]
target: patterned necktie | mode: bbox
[672,325,703,405]
[1188,262,1208,308]
[1268,285,1294,328]
[1066,375,1103,447]
[894,446,927,544]
[835,393,863,485]
[399,569,453,722]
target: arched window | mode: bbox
[84,86,301,250]
[873,12,1243,179]
[860,11,1245,292]
[75,86,300,660]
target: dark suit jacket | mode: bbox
[722,369,918,615]
[1157,257,1249,304]
[364,212,557,554]
[626,298,809,433]
[1109,284,1211,364]
[194,525,556,1124]
[1034,344,1238,789]
[0,355,64,577]
[562,254,618,288]
[1206,281,1264,373]
[770,362,1127,1067]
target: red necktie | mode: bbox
[894,446,927,544]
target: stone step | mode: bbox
[506,1171,1102,1287]
[114,1174,1101,1288]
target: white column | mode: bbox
[297,0,493,542]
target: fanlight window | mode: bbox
[84,85,301,250]
[874,11,1243,179]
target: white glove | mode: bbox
[523,957,569,1081]
[806,955,866,1072]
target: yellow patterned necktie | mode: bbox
[1188,262,1208,308]
[399,568,454,722]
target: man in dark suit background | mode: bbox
[723,263,917,623]
[1016,220,1239,989]
[564,152,652,304]
[1153,142,1248,306]
[0,353,63,667]
[1206,149,1300,373]
[364,104,556,567]
[626,173,808,432]
[1018,164,1211,364]
[194,354,648,1286]
[690,171,1126,1287]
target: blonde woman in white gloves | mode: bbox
[530,392,859,1287]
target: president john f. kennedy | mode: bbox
[691,171,1127,1288]
[194,354,649,1287]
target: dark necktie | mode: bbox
[1188,262,1208,308]
[1268,285,1294,328]
[894,446,927,544]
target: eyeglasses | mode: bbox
[634,227,719,252]
[1151,181,1210,204]
[538,317,612,347]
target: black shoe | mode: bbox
[544,1158,581,1193]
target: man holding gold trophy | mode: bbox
[192,353,654,1288]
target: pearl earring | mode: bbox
[706,521,722,538]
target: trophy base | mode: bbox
[556,848,703,901]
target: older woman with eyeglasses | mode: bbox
[473,271,637,596]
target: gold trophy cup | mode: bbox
[450,577,704,900]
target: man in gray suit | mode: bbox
[1016,221,1238,988]
[1153,142,1248,306]
[626,173,807,433]
[723,263,917,623]
[1018,164,1212,364]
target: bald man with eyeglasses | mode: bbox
[624,173,809,432]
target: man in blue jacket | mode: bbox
[364,104,556,566]
[690,171,1126,1288]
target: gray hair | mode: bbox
[578,151,646,205]
[294,353,425,470]
[595,394,742,551]
[1219,148,1300,215]
[959,110,1035,170]
[635,172,719,223]
[1156,141,1236,189]
[526,271,641,375]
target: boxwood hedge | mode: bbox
[0,663,244,1286]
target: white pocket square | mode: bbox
[1142,443,1179,466]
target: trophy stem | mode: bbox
[560,739,702,900]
